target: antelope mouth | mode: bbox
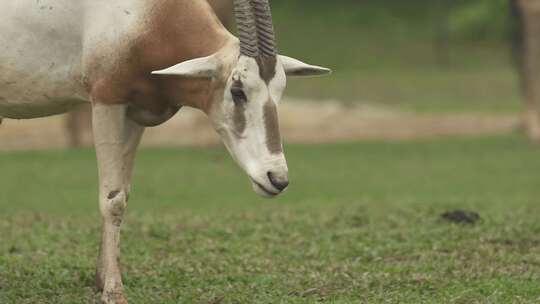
[250,177,280,197]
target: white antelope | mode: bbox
[0,0,330,303]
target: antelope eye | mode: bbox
[231,87,247,105]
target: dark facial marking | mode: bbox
[107,190,121,200]
[233,103,247,134]
[256,56,277,84]
[231,80,247,105]
[263,100,282,154]
[232,81,247,134]
[231,79,247,134]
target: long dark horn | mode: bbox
[233,0,259,57]
[251,0,277,57]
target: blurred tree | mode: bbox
[447,0,508,41]
[516,0,540,142]
[64,105,92,147]
[431,0,510,64]
[433,0,452,65]
[509,0,525,88]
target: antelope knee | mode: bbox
[103,190,128,226]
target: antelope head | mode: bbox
[152,0,330,198]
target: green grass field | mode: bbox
[1,134,540,303]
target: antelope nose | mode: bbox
[267,171,289,191]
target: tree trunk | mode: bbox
[64,104,92,148]
[518,0,540,142]
[433,0,451,66]
[509,0,525,92]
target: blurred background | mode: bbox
[0,0,532,149]
[276,0,520,112]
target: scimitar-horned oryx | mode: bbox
[0,0,330,303]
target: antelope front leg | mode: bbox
[93,103,144,304]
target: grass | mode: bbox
[271,1,522,113]
[1,134,540,303]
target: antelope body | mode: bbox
[62,0,234,147]
[0,0,329,303]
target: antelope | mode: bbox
[0,0,330,303]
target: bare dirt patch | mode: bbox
[0,98,520,151]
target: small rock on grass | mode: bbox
[440,210,480,225]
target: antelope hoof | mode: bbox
[101,289,128,304]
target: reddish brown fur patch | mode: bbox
[86,0,229,116]
[208,0,234,28]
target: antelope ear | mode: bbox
[279,55,332,77]
[151,55,219,78]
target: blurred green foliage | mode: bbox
[448,0,511,41]
[268,0,520,112]
[272,0,512,43]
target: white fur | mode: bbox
[92,102,144,303]
[206,56,288,197]
[279,55,332,77]
[0,0,143,118]
[151,55,220,77]
[152,52,329,196]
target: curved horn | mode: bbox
[251,0,277,57]
[233,0,259,57]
